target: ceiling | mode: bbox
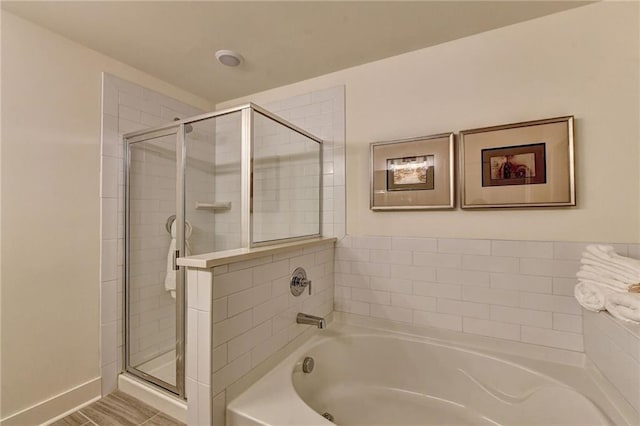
[2,1,590,105]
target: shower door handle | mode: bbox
[173,250,180,271]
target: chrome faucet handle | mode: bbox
[290,267,311,296]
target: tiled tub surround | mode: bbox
[335,236,639,353]
[183,239,336,425]
[584,310,640,414]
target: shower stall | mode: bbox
[123,104,323,398]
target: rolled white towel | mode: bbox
[604,292,640,323]
[574,281,614,312]
[580,260,639,285]
[585,245,640,276]
[576,272,628,293]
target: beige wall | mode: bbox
[0,12,212,419]
[219,2,640,244]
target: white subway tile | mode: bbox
[438,299,490,319]
[253,294,288,325]
[352,288,391,305]
[227,283,272,317]
[187,270,199,309]
[584,311,640,362]
[335,247,370,262]
[392,237,437,252]
[101,323,117,365]
[334,299,370,316]
[553,278,577,296]
[351,261,390,278]
[553,313,583,333]
[335,273,370,288]
[492,240,553,259]
[370,304,412,323]
[462,255,519,274]
[414,281,462,299]
[463,286,519,307]
[436,269,491,287]
[315,249,333,265]
[438,239,490,255]
[101,280,117,325]
[213,269,253,299]
[228,320,272,361]
[335,261,351,273]
[186,308,198,380]
[197,311,211,385]
[251,328,289,368]
[521,326,584,351]
[413,252,462,269]
[391,293,436,312]
[118,104,142,122]
[212,310,253,345]
[552,242,588,260]
[391,264,436,281]
[253,260,290,284]
[491,306,552,328]
[101,239,118,282]
[490,273,552,294]
[212,391,226,426]
[334,286,351,300]
[186,378,198,425]
[213,352,251,394]
[212,298,227,323]
[413,311,462,331]
[463,318,520,340]
[370,277,412,294]
[212,343,227,372]
[519,292,581,315]
[102,198,118,240]
[197,271,212,312]
[370,249,412,265]
[352,235,391,250]
[520,258,580,278]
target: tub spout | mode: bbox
[296,312,326,329]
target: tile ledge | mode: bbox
[176,237,337,269]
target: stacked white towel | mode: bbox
[574,244,640,323]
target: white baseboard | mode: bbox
[0,377,101,426]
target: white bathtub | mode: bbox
[227,317,636,426]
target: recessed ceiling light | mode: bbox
[215,50,243,67]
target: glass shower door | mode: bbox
[125,128,185,397]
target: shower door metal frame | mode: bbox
[122,103,324,400]
[123,126,186,398]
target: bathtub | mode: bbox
[227,317,635,425]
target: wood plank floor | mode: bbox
[51,391,184,426]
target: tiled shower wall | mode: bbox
[334,236,640,352]
[260,87,346,240]
[252,111,322,242]
[100,73,205,394]
[101,78,346,394]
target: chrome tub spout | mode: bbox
[296,312,326,329]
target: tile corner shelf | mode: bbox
[195,201,231,211]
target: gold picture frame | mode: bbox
[370,133,455,210]
[460,116,575,208]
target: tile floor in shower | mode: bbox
[51,391,184,426]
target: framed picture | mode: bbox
[460,116,575,208]
[370,133,455,210]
